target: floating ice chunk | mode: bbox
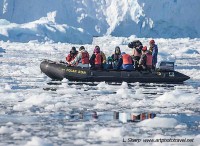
[0,126,15,134]
[11,130,31,138]
[97,81,107,88]
[0,47,6,53]
[57,88,78,95]
[175,124,187,129]
[89,127,122,141]
[137,117,178,128]
[155,89,199,104]
[135,88,143,95]
[4,84,12,90]
[59,81,69,88]
[21,66,41,76]
[6,122,14,126]
[24,136,53,146]
[184,49,199,54]
[73,139,88,145]
[167,54,176,62]
[194,135,200,146]
[23,93,51,105]
[116,88,131,98]
[0,87,4,93]
[121,82,128,88]
[62,78,69,83]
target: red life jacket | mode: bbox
[95,53,102,65]
[146,52,152,66]
[81,52,89,64]
[122,54,132,64]
[66,54,77,62]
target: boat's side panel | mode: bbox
[64,67,90,81]
[87,70,121,82]
[40,60,66,80]
[40,60,190,83]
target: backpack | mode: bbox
[128,40,143,49]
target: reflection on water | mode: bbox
[50,111,200,129]
[66,111,156,123]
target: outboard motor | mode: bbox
[156,61,174,71]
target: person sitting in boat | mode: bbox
[132,45,142,70]
[69,46,89,68]
[117,52,134,71]
[128,40,142,70]
[99,47,107,69]
[138,46,152,71]
[106,56,113,69]
[149,39,158,69]
[66,47,78,64]
[111,46,121,69]
[89,46,104,70]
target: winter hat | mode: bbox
[94,46,100,53]
[149,40,155,44]
[121,52,126,55]
[79,46,85,51]
[70,47,76,53]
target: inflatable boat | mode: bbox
[40,60,190,83]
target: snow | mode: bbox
[0,18,92,44]
[1,0,200,43]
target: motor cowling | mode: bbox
[157,61,174,71]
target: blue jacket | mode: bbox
[117,58,133,71]
[152,44,158,65]
[122,64,134,71]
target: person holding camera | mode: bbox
[128,40,143,70]
[66,47,78,64]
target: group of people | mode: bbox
[65,40,158,71]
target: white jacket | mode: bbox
[70,49,89,67]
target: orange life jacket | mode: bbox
[95,53,102,65]
[81,52,89,64]
[122,54,133,64]
[146,52,152,66]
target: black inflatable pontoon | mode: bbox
[40,60,190,83]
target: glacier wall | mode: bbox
[0,0,200,43]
